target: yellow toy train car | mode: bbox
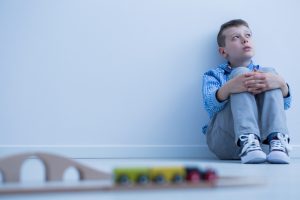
[113,166,217,185]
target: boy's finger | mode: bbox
[247,84,266,91]
[254,74,266,80]
[244,72,255,77]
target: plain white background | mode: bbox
[0,0,299,158]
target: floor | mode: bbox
[1,158,299,200]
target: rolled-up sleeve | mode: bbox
[202,72,228,118]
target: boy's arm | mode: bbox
[216,82,231,102]
[283,84,291,110]
[280,81,289,97]
[202,73,228,117]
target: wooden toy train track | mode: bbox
[0,152,266,195]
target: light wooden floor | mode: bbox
[2,158,299,200]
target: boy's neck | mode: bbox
[228,59,252,68]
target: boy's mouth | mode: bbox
[243,46,252,51]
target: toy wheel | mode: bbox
[172,174,184,184]
[154,175,165,184]
[189,171,201,183]
[203,169,217,181]
[137,174,149,185]
[118,175,131,185]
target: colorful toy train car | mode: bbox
[113,166,217,185]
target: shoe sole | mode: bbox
[267,158,290,164]
[267,151,290,164]
[241,151,266,164]
[242,157,266,164]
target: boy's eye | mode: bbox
[232,36,239,40]
[246,33,252,38]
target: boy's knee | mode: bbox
[259,67,277,74]
[229,67,251,79]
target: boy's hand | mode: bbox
[228,74,251,94]
[216,74,250,101]
[244,72,289,96]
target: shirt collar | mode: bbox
[220,61,260,74]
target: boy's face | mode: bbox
[219,25,255,65]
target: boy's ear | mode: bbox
[219,47,227,59]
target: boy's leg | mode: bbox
[255,68,290,163]
[206,102,241,160]
[206,67,262,160]
[255,68,289,141]
[228,67,266,163]
[229,67,261,142]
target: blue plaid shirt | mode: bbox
[202,61,291,134]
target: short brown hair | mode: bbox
[217,19,249,47]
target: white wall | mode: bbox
[0,0,299,158]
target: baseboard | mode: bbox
[0,145,299,159]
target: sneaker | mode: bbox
[267,133,292,164]
[239,134,266,164]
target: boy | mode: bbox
[202,19,292,164]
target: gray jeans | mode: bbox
[206,67,288,159]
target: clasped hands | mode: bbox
[231,71,287,95]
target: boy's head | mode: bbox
[217,19,255,66]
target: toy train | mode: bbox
[113,166,217,185]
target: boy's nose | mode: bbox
[242,38,248,43]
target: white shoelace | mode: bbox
[239,134,262,157]
[270,133,292,155]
